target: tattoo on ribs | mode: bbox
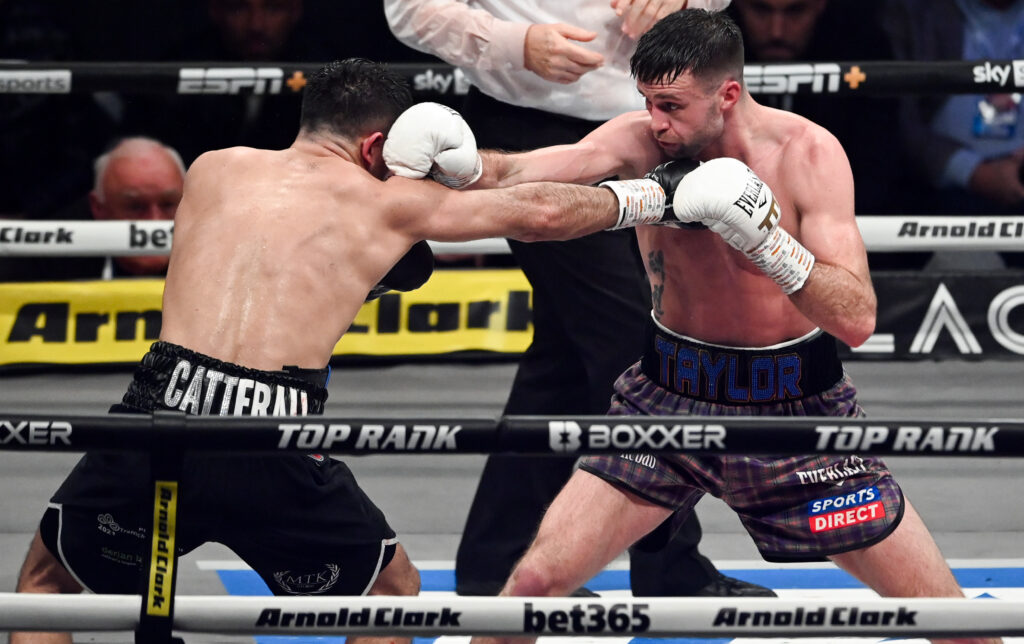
[647,250,665,317]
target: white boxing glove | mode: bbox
[674,157,814,294]
[383,102,483,189]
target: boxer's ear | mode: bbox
[360,132,387,178]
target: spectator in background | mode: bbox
[88,137,185,278]
[122,0,315,164]
[727,0,925,269]
[882,0,1024,269]
[0,137,185,282]
[385,0,775,600]
[0,0,118,219]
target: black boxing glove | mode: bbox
[644,159,705,229]
[599,158,702,229]
[366,240,435,301]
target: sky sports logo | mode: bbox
[0,70,71,94]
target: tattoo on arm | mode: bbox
[647,250,665,317]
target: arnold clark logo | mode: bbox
[548,421,725,452]
[712,605,917,628]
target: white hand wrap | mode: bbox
[744,226,816,294]
[383,102,482,189]
[600,179,667,229]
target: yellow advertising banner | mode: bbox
[0,270,533,368]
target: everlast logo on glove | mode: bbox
[731,173,780,232]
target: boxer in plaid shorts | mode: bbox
[466,10,996,644]
[579,316,905,563]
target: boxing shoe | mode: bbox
[691,571,777,597]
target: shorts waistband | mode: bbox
[639,317,843,405]
[121,341,329,416]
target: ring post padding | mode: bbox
[136,411,185,644]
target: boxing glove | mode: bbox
[383,102,483,189]
[644,159,705,229]
[673,157,814,294]
[366,240,435,301]
[599,159,700,229]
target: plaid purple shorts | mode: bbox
[579,328,904,562]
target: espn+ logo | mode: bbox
[178,68,284,94]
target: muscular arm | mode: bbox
[474,111,667,188]
[786,133,877,348]
[381,176,620,243]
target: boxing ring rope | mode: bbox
[1,412,1021,456]
[2,411,1024,638]
[2,593,1023,637]
[3,57,1024,640]
[3,216,1024,257]
[0,59,1018,95]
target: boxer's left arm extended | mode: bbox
[477,110,666,187]
[379,156,695,241]
[383,105,665,189]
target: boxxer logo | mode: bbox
[549,421,582,451]
[0,420,72,446]
[547,421,726,452]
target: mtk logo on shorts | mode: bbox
[273,563,341,594]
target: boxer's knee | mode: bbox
[505,556,571,597]
[17,529,82,595]
[370,543,420,597]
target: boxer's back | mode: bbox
[160,145,411,370]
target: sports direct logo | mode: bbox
[808,486,885,533]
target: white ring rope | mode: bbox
[0,593,1020,637]
[2,217,1023,256]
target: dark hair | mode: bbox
[630,10,744,88]
[300,58,412,139]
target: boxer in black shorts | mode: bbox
[14,58,680,644]
[40,342,398,598]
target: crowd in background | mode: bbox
[1,0,1023,280]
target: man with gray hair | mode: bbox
[89,137,185,278]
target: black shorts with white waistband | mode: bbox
[41,341,397,596]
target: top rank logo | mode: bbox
[178,68,285,94]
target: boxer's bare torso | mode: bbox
[482,94,874,349]
[160,138,621,370]
[161,143,414,370]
